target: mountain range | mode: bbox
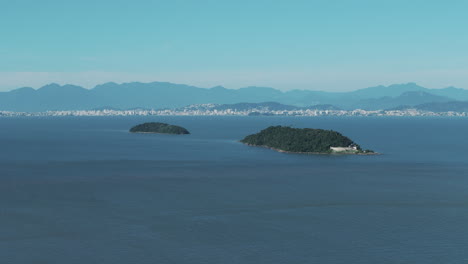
[1,82,467,112]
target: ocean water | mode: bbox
[1,116,467,264]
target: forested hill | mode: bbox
[240,126,372,153]
[129,122,190,134]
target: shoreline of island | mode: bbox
[130,131,190,135]
[241,143,379,155]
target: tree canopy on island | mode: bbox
[130,122,190,134]
[241,126,364,153]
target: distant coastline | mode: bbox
[2,82,468,113]
[1,108,467,117]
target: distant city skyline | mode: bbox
[1,0,467,91]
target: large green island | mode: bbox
[241,126,375,154]
[130,122,190,135]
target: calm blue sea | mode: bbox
[1,116,468,264]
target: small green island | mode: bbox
[240,126,376,154]
[129,122,190,135]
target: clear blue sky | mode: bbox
[1,0,467,91]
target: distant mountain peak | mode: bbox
[210,85,227,90]
[94,82,120,89]
[38,83,87,92]
[9,87,35,94]
[441,86,463,91]
[39,83,62,90]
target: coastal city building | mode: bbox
[1,107,467,117]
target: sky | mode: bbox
[1,0,468,91]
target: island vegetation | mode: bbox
[130,122,190,134]
[240,126,375,154]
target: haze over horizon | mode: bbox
[1,0,468,91]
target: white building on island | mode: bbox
[330,144,358,152]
